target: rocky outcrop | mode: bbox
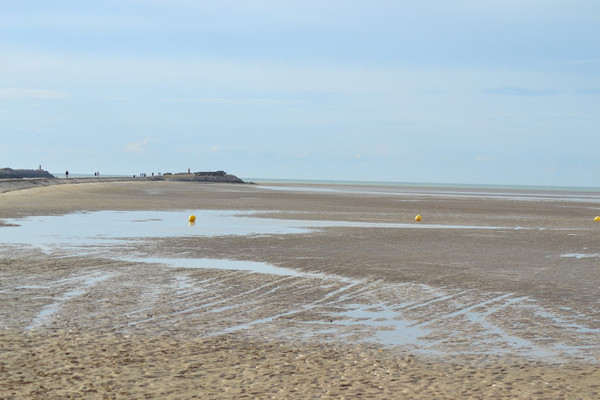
[166,171,246,183]
[0,168,55,179]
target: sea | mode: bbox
[245,177,600,193]
[51,173,600,194]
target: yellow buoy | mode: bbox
[415,214,422,222]
[594,216,600,222]
[188,215,196,222]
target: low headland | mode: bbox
[0,168,248,193]
[0,167,55,179]
[161,170,246,184]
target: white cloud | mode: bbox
[546,59,600,67]
[103,96,134,102]
[0,88,68,99]
[296,150,313,159]
[124,137,156,152]
[160,97,294,106]
[574,88,600,95]
[481,86,563,96]
[1,9,154,32]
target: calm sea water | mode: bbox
[50,173,600,194]
[245,178,600,193]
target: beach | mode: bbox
[1,179,600,398]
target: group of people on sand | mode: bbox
[64,171,100,178]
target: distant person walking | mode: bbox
[65,170,69,179]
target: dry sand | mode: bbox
[1,180,600,398]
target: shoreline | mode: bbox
[4,176,600,197]
[0,173,248,194]
[246,177,600,193]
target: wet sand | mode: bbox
[1,180,600,398]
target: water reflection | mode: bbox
[2,209,597,360]
[0,209,515,252]
[117,256,326,278]
[0,210,310,250]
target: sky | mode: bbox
[1,1,599,186]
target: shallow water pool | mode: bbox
[0,209,516,253]
[2,209,598,361]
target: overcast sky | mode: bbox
[1,1,599,186]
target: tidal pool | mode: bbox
[117,256,327,278]
[0,210,309,249]
[2,209,597,360]
[0,209,517,253]
[258,185,600,203]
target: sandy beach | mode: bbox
[1,179,600,398]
